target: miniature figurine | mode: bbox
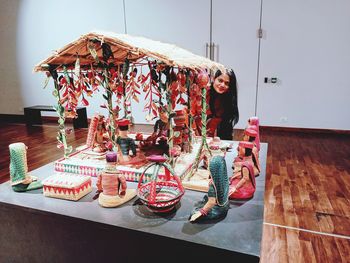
[110,106,121,128]
[243,127,261,176]
[93,115,110,152]
[86,114,99,148]
[141,106,170,156]
[248,117,260,151]
[229,141,256,200]
[116,118,136,162]
[146,106,170,145]
[189,155,229,222]
[96,152,136,207]
[9,142,42,192]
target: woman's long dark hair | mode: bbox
[209,69,239,140]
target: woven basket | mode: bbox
[138,181,183,212]
[137,155,184,213]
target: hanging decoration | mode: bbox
[34,32,226,182]
[142,61,161,121]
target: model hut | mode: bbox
[34,31,226,181]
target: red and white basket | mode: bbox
[137,155,184,213]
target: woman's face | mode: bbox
[213,73,230,94]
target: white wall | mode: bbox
[0,0,125,118]
[212,0,261,129]
[0,0,349,130]
[0,0,23,115]
[124,0,210,124]
[258,0,350,130]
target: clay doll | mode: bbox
[229,141,256,200]
[9,142,42,192]
[189,155,229,222]
[243,127,261,176]
[116,118,136,162]
[146,106,170,145]
[248,117,260,151]
[96,152,136,207]
[141,106,170,155]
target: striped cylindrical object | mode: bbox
[86,115,99,148]
[9,142,28,186]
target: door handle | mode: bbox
[212,43,216,61]
[206,43,209,58]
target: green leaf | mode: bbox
[123,58,130,77]
[58,118,64,125]
[43,77,50,89]
[74,58,80,77]
[52,90,59,98]
[88,44,99,63]
[66,146,73,154]
[63,66,71,84]
[159,82,165,91]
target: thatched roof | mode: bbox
[34,31,225,72]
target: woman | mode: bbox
[207,69,239,140]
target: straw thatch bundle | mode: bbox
[34,31,225,72]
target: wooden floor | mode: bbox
[0,123,349,262]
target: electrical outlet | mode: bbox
[280,116,288,123]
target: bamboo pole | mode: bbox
[182,83,211,180]
[52,66,72,158]
[102,67,117,149]
[166,81,174,165]
[185,70,193,153]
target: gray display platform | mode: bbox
[0,142,267,262]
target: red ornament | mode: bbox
[116,118,130,127]
[177,72,186,86]
[197,71,209,87]
[135,133,143,141]
[81,97,89,106]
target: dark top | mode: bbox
[154,119,169,137]
[116,137,136,156]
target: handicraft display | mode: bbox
[189,155,229,222]
[9,143,43,192]
[243,127,261,176]
[96,152,136,207]
[25,32,263,219]
[43,173,92,201]
[33,33,229,194]
[229,141,256,200]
